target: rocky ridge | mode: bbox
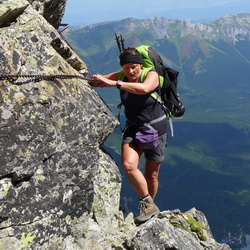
[71,13,250,44]
[0,0,231,249]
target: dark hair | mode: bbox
[119,47,143,66]
[119,47,139,59]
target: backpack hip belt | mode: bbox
[125,114,166,134]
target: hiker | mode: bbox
[91,47,168,224]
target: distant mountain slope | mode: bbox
[64,13,250,71]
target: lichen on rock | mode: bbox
[0,0,120,249]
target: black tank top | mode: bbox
[120,68,168,135]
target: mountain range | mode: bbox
[64,13,250,247]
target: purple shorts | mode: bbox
[122,131,168,162]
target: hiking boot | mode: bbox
[134,195,160,224]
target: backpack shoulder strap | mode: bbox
[140,67,152,82]
[139,67,164,104]
[140,67,168,115]
[118,71,125,80]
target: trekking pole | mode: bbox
[120,34,125,51]
[114,32,122,53]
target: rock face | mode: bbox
[0,0,120,248]
[0,0,231,249]
[28,0,66,28]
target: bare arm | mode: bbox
[91,71,159,95]
[102,72,119,80]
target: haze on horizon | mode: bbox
[62,0,250,26]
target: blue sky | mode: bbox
[62,0,250,26]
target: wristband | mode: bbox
[116,80,123,89]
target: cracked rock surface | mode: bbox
[0,0,121,249]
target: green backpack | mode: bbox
[136,45,185,118]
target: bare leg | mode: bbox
[144,160,161,199]
[122,143,149,198]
